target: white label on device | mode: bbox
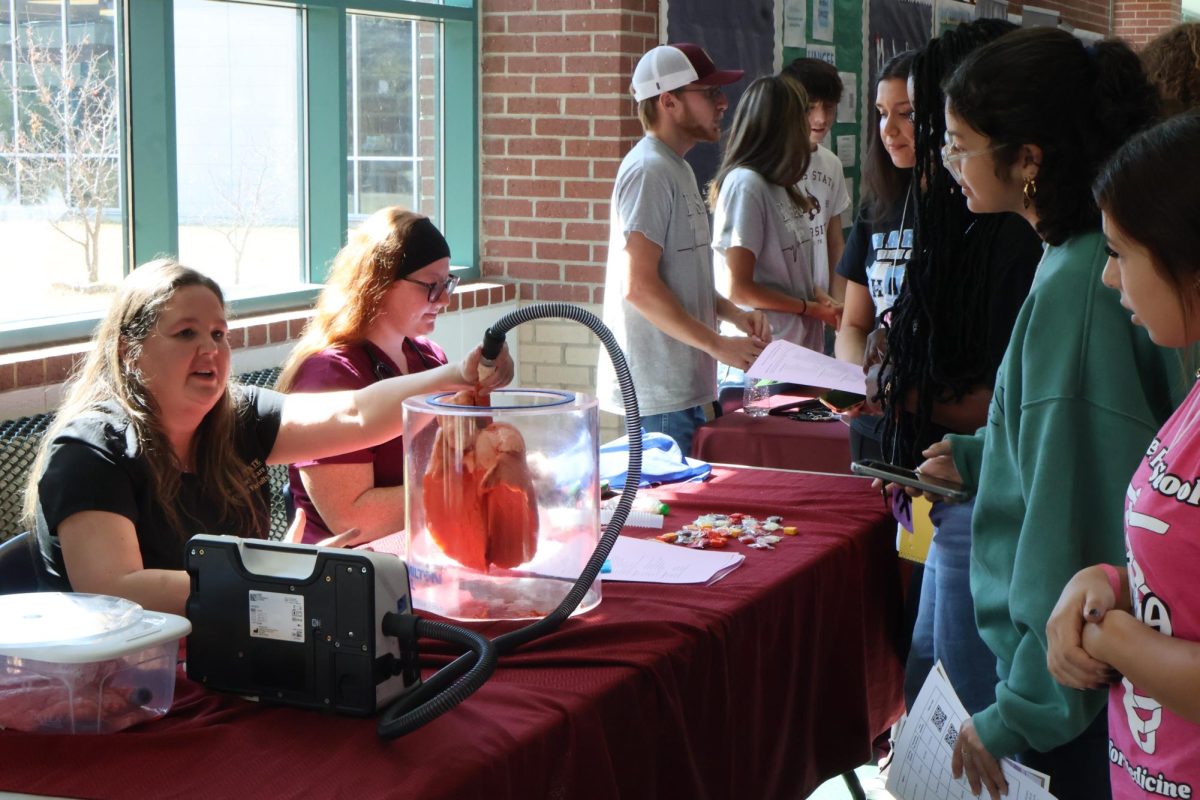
[248,590,305,642]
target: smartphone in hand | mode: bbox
[818,389,866,413]
[850,459,971,502]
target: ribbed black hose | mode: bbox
[377,616,496,738]
[488,304,642,651]
[376,302,642,739]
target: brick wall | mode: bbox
[1008,0,1111,33]
[1006,0,1182,44]
[480,0,657,421]
[1114,0,1182,46]
[0,284,517,419]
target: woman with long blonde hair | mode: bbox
[708,73,840,354]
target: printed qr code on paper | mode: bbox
[931,704,947,731]
[944,722,959,748]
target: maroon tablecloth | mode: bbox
[691,396,854,474]
[0,468,903,800]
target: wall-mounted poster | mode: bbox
[936,0,976,32]
[813,0,834,41]
[664,0,776,195]
[836,71,857,123]
[806,44,836,66]
[784,0,806,47]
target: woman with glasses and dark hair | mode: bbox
[709,74,840,354]
[278,207,498,545]
[26,258,512,616]
[911,28,1177,799]
[880,19,1042,718]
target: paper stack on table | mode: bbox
[746,339,867,394]
[603,536,744,585]
[887,663,1057,800]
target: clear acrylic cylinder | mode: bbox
[403,389,601,621]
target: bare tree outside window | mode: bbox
[200,142,284,285]
[14,31,120,289]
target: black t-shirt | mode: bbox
[36,386,284,584]
[896,212,1044,457]
[902,209,1041,453]
[836,196,915,447]
[978,213,1044,379]
[836,195,914,321]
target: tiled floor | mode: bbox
[807,764,896,799]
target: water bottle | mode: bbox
[743,375,771,417]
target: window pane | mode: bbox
[174,0,303,296]
[347,15,439,225]
[0,0,125,326]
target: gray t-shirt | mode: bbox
[799,144,851,291]
[598,136,718,417]
[712,167,822,352]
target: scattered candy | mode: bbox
[654,512,793,552]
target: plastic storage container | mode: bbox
[404,388,601,621]
[0,592,191,733]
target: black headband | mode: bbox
[395,217,451,279]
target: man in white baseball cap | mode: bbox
[597,43,767,457]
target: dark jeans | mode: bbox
[642,401,720,459]
[1018,710,1110,800]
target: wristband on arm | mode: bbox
[1099,563,1123,604]
[799,298,808,316]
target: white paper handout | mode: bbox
[604,536,744,585]
[745,339,867,395]
[887,663,1058,800]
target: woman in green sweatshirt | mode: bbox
[911,28,1180,800]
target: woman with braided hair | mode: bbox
[881,20,1043,717]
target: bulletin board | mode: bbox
[663,0,943,221]
[662,0,777,196]
[780,0,867,224]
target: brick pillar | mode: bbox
[480,0,657,408]
[1114,0,1182,47]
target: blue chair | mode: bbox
[0,532,40,594]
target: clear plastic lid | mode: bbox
[0,592,190,662]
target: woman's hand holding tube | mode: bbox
[462,343,514,390]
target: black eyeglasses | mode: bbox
[401,274,460,303]
[675,86,724,103]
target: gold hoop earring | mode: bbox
[1022,176,1038,209]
